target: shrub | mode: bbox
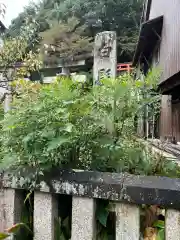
[0,71,179,177]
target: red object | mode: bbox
[117,63,134,73]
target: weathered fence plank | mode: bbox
[116,203,140,240]
[4,170,180,209]
[71,197,95,240]
[165,209,180,240]
[34,192,58,240]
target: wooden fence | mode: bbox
[1,169,180,239]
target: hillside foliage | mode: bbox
[6,0,143,62]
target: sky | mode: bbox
[1,0,33,27]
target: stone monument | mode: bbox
[93,31,117,85]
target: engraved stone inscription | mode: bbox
[93,31,117,85]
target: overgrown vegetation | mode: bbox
[0,66,175,240]
[0,71,179,180]
[0,2,171,240]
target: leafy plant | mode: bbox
[0,70,179,179]
[0,20,41,75]
[0,20,42,113]
[54,217,71,240]
[96,200,115,240]
[0,233,9,240]
[0,70,175,240]
[153,220,165,240]
[0,222,33,240]
[96,201,109,228]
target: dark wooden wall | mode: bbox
[149,0,180,84]
[160,95,173,141]
[172,102,180,142]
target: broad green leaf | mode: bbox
[62,216,69,230]
[54,217,62,240]
[62,216,71,239]
[6,223,32,234]
[96,227,109,240]
[156,229,165,240]
[24,191,33,204]
[65,123,74,133]
[56,108,66,114]
[104,116,114,134]
[96,204,109,227]
[22,133,34,147]
[0,154,16,170]
[47,136,70,151]
[0,233,9,240]
[153,220,165,229]
[22,134,34,143]
[20,223,33,234]
[41,130,55,139]
[59,233,66,240]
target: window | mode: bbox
[152,43,160,67]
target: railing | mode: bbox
[117,63,134,73]
[1,169,180,239]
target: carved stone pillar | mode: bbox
[93,31,117,85]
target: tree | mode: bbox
[46,0,143,61]
[6,0,143,62]
[0,21,42,111]
[5,2,39,37]
[41,17,92,65]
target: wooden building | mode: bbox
[133,0,180,142]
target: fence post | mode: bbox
[93,31,117,85]
[166,209,180,240]
[3,189,24,238]
[116,203,140,240]
[34,192,58,240]
[71,197,96,240]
